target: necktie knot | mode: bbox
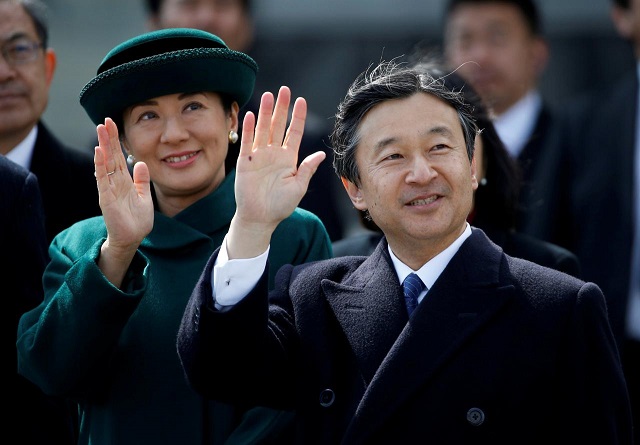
[403,273,425,317]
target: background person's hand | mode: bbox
[94,117,154,286]
[228,86,326,259]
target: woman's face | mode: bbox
[122,91,238,215]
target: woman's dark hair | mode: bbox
[417,62,522,232]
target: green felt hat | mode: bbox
[79,28,258,126]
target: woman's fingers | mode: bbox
[95,118,122,177]
[105,118,123,174]
[94,124,110,180]
[94,144,106,180]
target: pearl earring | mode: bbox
[479,178,487,186]
[228,130,239,144]
[127,154,136,167]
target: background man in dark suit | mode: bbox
[527,0,640,438]
[0,0,100,243]
[1,0,99,439]
[0,155,76,443]
[442,0,564,234]
[176,66,632,443]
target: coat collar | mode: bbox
[142,171,236,250]
[323,229,514,441]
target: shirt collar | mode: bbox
[388,222,472,290]
[493,90,542,158]
[5,125,38,169]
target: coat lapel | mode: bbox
[339,229,515,442]
[322,240,408,384]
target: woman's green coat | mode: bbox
[17,171,332,444]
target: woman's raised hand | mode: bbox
[228,86,326,259]
[94,117,154,286]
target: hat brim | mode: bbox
[79,47,257,126]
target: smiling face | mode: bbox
[342,92,478,268]
[122,91,238,216]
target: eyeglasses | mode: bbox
[0,38,43,66]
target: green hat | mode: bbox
[79,28,258,126]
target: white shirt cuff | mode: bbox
[212,235,269,309]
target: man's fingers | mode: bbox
[269,86,291,146]
[253,91,275,149]
[239,111,256,158]
[283,97,307,150]
[297,150,326,185]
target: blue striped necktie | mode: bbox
[403,273,425,317]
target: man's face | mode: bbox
[151,0,252,51]
[343,93,478,267]
[0,1,54,152]
[443,2,547,115]
[611,0,640,57]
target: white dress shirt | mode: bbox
[212,223,472,309]
[5,125,37,169]
[389,223,472,304]
[494,90,542,159]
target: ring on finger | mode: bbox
[94,170,117,177]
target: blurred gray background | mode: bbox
[42,0,630,151]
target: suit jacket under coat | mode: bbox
[0,156,76,443]
[29,122,101,244]
[523,71,637,349]
[178,228,632,445]
[515,103,566,234]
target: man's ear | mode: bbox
[44,48,56,87]
[611,4,634,40]
[470,150,479,191]
[531,37,549,76]
[341,177,367,210]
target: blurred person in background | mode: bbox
[1,155,77,443]
[529,0,640,438]
[0,0,100,244]
[1,0,100,440]
[143,0,345,241]
[442,0,563,236]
